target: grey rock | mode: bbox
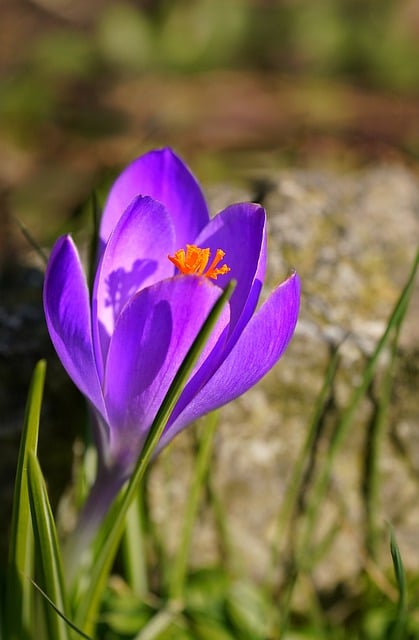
[1,164,417,591]
[148,164,419,589]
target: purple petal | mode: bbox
[194,202,267,348]
[43,236,107,420]
[159,272,300,449]
[104,276,230,469]
[99,148,209,253]
[92,196,176,380]
[163,204,268,429]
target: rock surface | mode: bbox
[148,164,419,588]
[0,164,418,589]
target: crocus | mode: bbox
[44,148,300,530]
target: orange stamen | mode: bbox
[168,244,231,280]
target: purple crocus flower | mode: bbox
[44,148,300,531]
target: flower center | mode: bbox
[168,244,231,280]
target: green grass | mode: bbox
[2,251,418,639]
[94,249,419,639]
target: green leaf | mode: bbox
[101,595,153,636]
[121,486,148,598]
[388,526,408,640]
[74,281,236,637]
[4,360,46,640]
[189,616,236,640]
[99,579,153,636]
[27,451,70,640]
[323,249,418,489]
[277,250,418,636]
[169,412,219,602]
[132,606,184,640]
[226,580,276,639]
[31,580,93,640]
[185,567,229,619]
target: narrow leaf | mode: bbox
[388,525,407,640]
[121,486,148,597]
[27,451,70,640]
[5,360,46,640]
[31,581,93,640]
[75,280,235,636]
[169,412,219,602]
[133,606,181,640]
[277,250,418,635]
[301,250,418,551]
[325,249,418,482]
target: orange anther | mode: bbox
[168,244,230,280]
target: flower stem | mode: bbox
[121,483,148,597]
[168,412,219,604]
[63,466,125,588]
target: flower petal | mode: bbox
[99,148,209,253]
[164,204,267,426]
[104,276,230,470]
[92,195,176,380]
[194,203,267,348]
[43,236,106,420]
[159,272,300,449]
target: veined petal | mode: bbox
[104,276,230,470]
[159,272,300,449]
[165,204,267,421]
[92,196,176,380]
[43,236,106,420]
[194,202,267,349]
[99,148,209,254]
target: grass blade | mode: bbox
[27,451,70,640]
[302,249,418,549]
[31,581,93,640]
[322,249,418,485]
[274,346,340,629]
[74,280,235,636]
[363,320,401,559]
[121,486,148,598]
[133,606,181,640]
[5,360,46,640]
[271,345,340,572]
[388,526,407,640]
[169,411,219,602]
[278,250,418,635]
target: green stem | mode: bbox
[207,473,239,575]
[273,348,340,635]
[63,465,125,588]
[168,412,219,603]
[5,360,46,640]
[300,249,418,560]
[388,526,408,640]
[122,485,148,597]
[270,346,340,580]
[133,604,182,640]
[74,281,235,636]
[363,323,400,559]
[278,249,418,635]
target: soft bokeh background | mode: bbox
[1,4,419,634]
[1,0,418,534]
[1,0,419,247]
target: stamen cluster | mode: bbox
[169,244,230,280]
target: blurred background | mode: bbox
[1,0,419,246]
[1,0,419,570]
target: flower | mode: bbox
[44,148,300,511]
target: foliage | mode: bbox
[1,0,418,145]
[1,246,417,638]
